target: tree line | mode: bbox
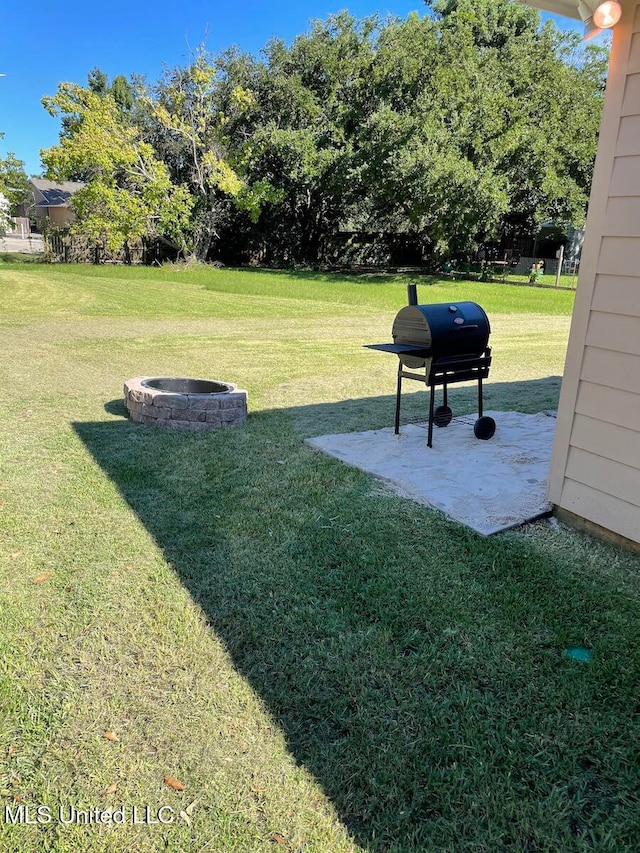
[0,146,31,234]
[39,0,607,266]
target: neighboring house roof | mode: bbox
[30,178,85,208]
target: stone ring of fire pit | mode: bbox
[124,376,248,430]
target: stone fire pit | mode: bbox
[124,377,248,430]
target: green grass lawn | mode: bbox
[1,263,639,852]
[504,273,579,290]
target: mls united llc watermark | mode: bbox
[4,804,185,826]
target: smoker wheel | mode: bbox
[474,416,496,440]
[433,405,453,427]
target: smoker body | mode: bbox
[392,301,490,366]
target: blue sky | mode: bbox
[0,1,583,177]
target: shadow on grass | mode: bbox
[277,375,563,440]
[218,266,444,287]
[73,376,640,851]
[104,398,128,417]
[0,252,45,263]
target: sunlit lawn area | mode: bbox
[504,273,579,290]
[1,262,639,852]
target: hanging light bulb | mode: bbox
[592,0,623,28]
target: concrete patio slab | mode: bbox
[306,410,556,536]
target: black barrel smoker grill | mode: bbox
[366,284,496,447]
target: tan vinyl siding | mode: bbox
[603,196,640,234]
[566,447,640,504]
[575,381,640,432]
[621,72,640,114]
[596,236,640,275]
[580,346,640,394]
[609,154,640,193]
[571,413,640,470]
[585,311,640,355]
[548,0,640,544]
[629,31,640,68]
[560,479,640,540]
[616,114,640,153]
[591,274,640,315]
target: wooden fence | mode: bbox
[44,232,171,265]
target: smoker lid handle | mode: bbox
[451,324,479,331]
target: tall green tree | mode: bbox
[39,0,605,265]
[144,50,280,260]
[427,0,607,241]
[56,68,136,149]
[41,83,193,256]
[0,191,10,233]
[208,3,605,262]
[349,11,509,255]
[210,13,379,263]
[0,151,31,215]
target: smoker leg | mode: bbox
[394,363,402,434]
[427,384,435,448]
[473,375,496,440]
[433,382,453,428]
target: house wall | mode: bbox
[7,217,31,237]
[548,1,640,544]
[48,206,76,227]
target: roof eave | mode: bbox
[516,0,582,20]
